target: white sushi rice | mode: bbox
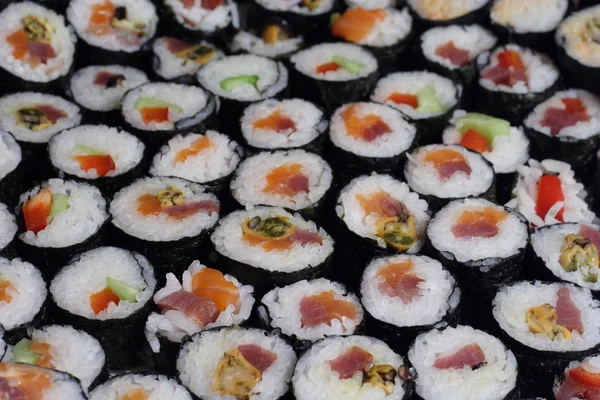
[50,246,156,320]
[408,325,518,400]
[0,203,17,251]
[150,130,241,184]
[291,43,378,81]
[421,25,497,70]
[407,0,488,21]
[230,150,332,210]
[405,144,494,199]
[178,328,297,400]
[0,327,5,360]
[110,176,219,242]
[67,0,157,52]
[341,7,412,47]
[293,335,406,400]
[69,65,149,112]
[330,102,416,158]
[427,198,528,263]
[121,82,209,131]
[153,37,224,81]
[524,89,600,140]
[91,374,193,400]
[230,31,303,59]
[371,71,458,119]
[0,131,21,180]
[492,281,600,352]
[557,5,600,67]
[0,257,46,331]
[505,159,596,227]
[345,0,395,10]
[336,173,430,252]
[0,2,75,82]
[211,207,334,273]
[442,110,530,174]
[256,0,335,14]
[241,99,326,149]
[361,255,460,327]
[49,125,144,179]
[197,54,288,101]
[145,260,255,353]
[261,278,363,341]
[19,179,108,248]
[478,44,560,94]
[164,0,234,32]
[490,0,568,33]
[0,93,81,144]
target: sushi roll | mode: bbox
[360,254,461,353]
[152,36,224,83]
[553,354,600,400]
[0,257,47,343]
[260,278,364,350]
[230,20,304,60]
[0,363,87,399]
[90,373,194,400]
[50,246,156,368]
[210,207,335,293]
[0,2,76,93]
[0,131,23,208]
[161,0,236,38]
[109,176,220,278]
[556,5,600,94]
[505,159,596,227]
[408,325,519,400]
[240,98,328,154]
[149,130,243,193]
[329,102,417,179]
[0,204,17,258]
[492,281,600,397]
[66,0,158,68]
[16,179,109,277]
[177,327,297,400]
[406,0,490,29]
[4,324,106,390]
[371,71,461,145]
[476,44,561,123]
[523,89,600,172]
[48,125,147,196]
[293,335,411,400]
[229,150,332,218]
[290,42,378,111]
[120,82,217,151]
[145,261,254,374]
[404,144,496,210]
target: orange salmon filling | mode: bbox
[242,233,295,252]
[424,148,466,167]
[174,136,214,163]
[191,268,240,312]
[262,163,309,197]
[457,207,508,226]
[253,111,297,133]
[0,362,52,399]
[141,107,169,124]
[304,291,357,324]
[119,387,149,400]
[88,0,116,35]
[356,190,400,218]
[30,341,55,369]
[341,105,392,142]
[331,8,387,43]
[0,280,16,303]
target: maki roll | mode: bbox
[16,179,109,277]
[4,324,106,390]
[50,246,156,368]
[329,102,417,179]
[0,258,47,343]
[229,150,332,218]
[0,363,86,399]
[48,125,146,196]
[149,130,242,193]
[371,71,460,144]
[293,335,411,400]
[408,325,518,400]
[0,2,76,93]
[109,176,220,277]
[0,204,17,258]
[0,131,22,208]
[210,207,335,293]
[360,254,461,353]
[404,144,496,210]
[476,44,561,123]
[523,89,600,171]
[152,37,223,83]
[506,159,595,227]
[230,21,304,60]
[260,278,364,350]
[290,42,378,111]
[161,0,236,37]
[177,327,297,400]
[553,355,600,400]
[406,0,490,28]
[240,98,328,154]
[145,261,254,374]
[90,374,193,400]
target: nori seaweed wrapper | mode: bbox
[407,0,491,33]
[407,181,497,214]
[0,161,25,209]
[16,141,57,186]
[148,331,182,376]
[229,18,305,61]
[0,66,72,97]
[495,171,518,206]
[556,39,600,96]
[74,39,155,76]
[410,103,459,146]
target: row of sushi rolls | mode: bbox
[5,0,600,399]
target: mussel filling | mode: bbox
[377,215,418,251]
[300,0,321,11]
[157,186,184,209]
[526,304,572,340]
[111,7,146,36]
[363,364,396,395]
[242,216,295,240]
[177,45,215,65]
[261,24,290,44]
[212,348,261,400]
[559,234,599,283]
[16,107,51,131]
[586,17,600,44]
[22,15,54,43]
[105,74,125,88]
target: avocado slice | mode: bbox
[332,55,364,75]
[135,97,183,114]
[220,75,260,92]
[455,112,510,141]
[12,339,40,364]
[72,144,105,156]
[106,277,139,302]
[50,194,70,217]
[416,86,446,113]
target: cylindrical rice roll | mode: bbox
[49,125,147,197]
[0,130,23,208]
[0,203,17,259]
[161,0,237,38]
[259,278,364,351]
[50,246,156,368]
[230,20,304,60]
[360,254,461,353]
[406,0,490,30]
[145,261,255,374]
[552,354,600,400]
[109,176,220,279]
[91,373,194,400]
[210,207,335,294]
[0,363,87,399]
[408,325,519,400]
[15,179,109,278]
[177,327,297,400]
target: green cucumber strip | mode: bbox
[135,97,184,114]
[220,75,260,92]
[72,145,105,156]
[332,55,364,75]
[416,86,446,113]
[330,12,340,26]
[455,112,510,141]
[50,194,70,217]
[12,339,40,364]
[106,277,139,302]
